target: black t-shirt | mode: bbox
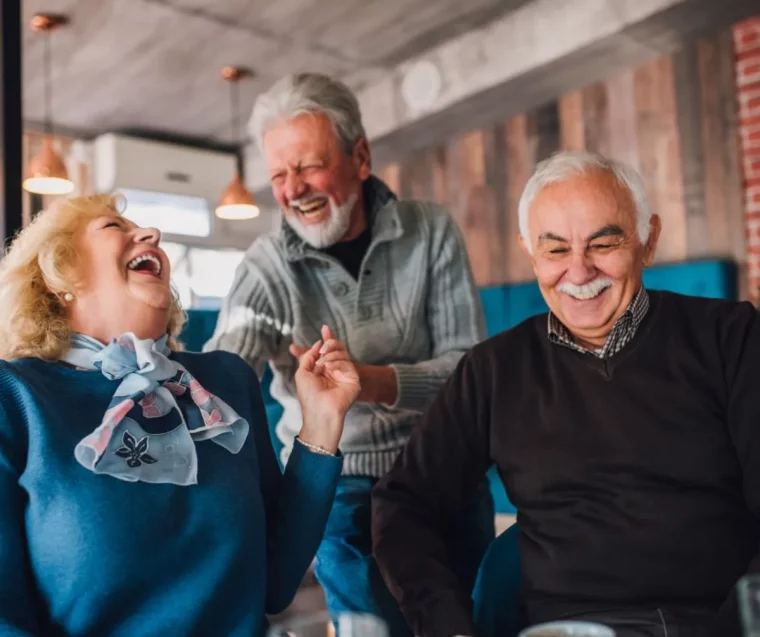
[323,227,372,280]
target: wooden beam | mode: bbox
[402,149,433,201]
[582,82,610,155]
[634,56,688,263]
[505,114,538,283]
[558,91,585,151]
[698,31,746,262]
[672,40,709,257]
[483,123,509,284]
[431,147,448,206]
[448,130,506,286]
[376,163,401,197]
[605,70,641,172]
[534,102,561,163]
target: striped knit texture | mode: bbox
[205,177,485,477]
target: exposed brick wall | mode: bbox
[735,17,760,302]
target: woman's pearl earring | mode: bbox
[63,293,74,302]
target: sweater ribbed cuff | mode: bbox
[390,363,435,412]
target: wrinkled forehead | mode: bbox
[528,170,637,240]
[263,113,341,163]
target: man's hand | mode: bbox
[290,341,398,406]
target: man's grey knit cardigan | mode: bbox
[205,177,485,476]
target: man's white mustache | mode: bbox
[557,277,613,300]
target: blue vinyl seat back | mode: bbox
[472,521,522,637]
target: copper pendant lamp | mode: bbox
[215,66,259,220]
[23,14,74,196]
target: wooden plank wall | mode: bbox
[377,29,746,288]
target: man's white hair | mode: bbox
[249,72,367,156]
[518,151,652,254]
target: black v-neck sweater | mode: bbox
[372,291,760,637]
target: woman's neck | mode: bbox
[70,317,168,346]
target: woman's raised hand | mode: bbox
[293,325,360,454]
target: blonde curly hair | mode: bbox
[0,194,185,361]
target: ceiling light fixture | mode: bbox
[23,13,74,196]
[215,66,259,221]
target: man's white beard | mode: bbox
[285,193,358,248]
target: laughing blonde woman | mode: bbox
[0,194,360,636]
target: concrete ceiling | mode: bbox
[362,0,760,166]
[21,0,528,146]
[21,0,760,193]
[232,0,760,192]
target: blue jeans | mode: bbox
[314,476,495,637]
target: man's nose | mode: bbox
[284,172,307,202]
[565,248,597,283]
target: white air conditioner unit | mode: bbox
[86,133,277,250]
[92,133,236,201]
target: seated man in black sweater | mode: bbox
[371,150,760,637]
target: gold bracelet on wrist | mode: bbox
[295,436,336,456]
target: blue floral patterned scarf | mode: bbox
[62,332,249,485]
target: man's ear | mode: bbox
[642,214,661,266]
[352,138,371,181]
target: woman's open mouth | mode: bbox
[126,253,162,279]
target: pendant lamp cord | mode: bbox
[229,78,240,149]
[43,31,53,136]
[229,74,245,177]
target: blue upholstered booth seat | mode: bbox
[182,259,738,512]
[472,522,522,636]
